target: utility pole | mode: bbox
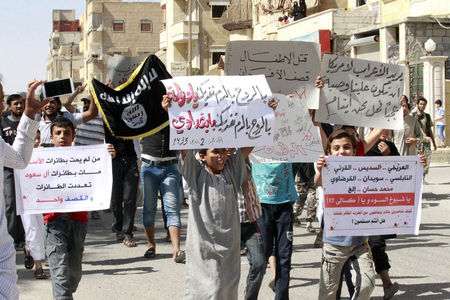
[188,0,192,75]
[70,42,74,78]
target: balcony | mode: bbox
[277,9,376,41]
[170,20,199,44]
[87,30,102,45]
[160,30,167,49]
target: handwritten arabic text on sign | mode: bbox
[315,55,405,130]
[162,75,274,149]
[225,41,321,109]
[250,94,324,163]
[322,156,422,236]
[15,144,113,215]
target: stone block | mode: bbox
[433,29,446,36]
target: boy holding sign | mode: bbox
[162,95,276,300]
[44,117,115,300]
[315,130,375,300]
[315,130,426,300]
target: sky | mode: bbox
[0,0,156,95]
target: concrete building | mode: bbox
[78,0,163,86]
[158,0,230,76]
[47,9,84,86]
[224,0,449,145]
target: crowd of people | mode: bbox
[0,72,444,300]
[278,0,307,25]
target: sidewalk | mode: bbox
[15,164,450,300]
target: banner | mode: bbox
[15,145,113,215]
[315,55,406,130]
[321,156,423,236]
[161,75,274,149]
[225,40,321,109]
[250,94,323,163]
[91,55,172,139]
[106,54,148,87]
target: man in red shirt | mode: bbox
[44,117,115,299]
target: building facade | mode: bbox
[158,0,231,76]
[47,9,84,86]
[78,0,163,86]
[228,0,449,144]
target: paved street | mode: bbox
[16,163,450,300]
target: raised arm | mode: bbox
[361,128,383,154]
[4,80,50,169]
[81,95,98,123]
[62,84,86,113]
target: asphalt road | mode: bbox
[16,163,450,300]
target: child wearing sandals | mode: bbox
[315,129,426,300]
[162,95,276,300]
[21,130,49,279]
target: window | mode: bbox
[211,5,227,18]
[140,20,152,32]
[409,64,423,100]
[212,52,225,65]
[113,20,124,32]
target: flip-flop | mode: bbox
[23,247,34,270]
[144,247,156,258]
[174,250,185,264]
[123,237,137,247]
[34,268,49,280]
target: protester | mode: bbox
[292,163,317,232]
[413,97,436,181]
[20,129,48,279]
[164,95,276,300]
[0,80,50,300]
[37,85,98,146]
[434,99,445,148]
[392,101,422,156]
[315,130,376,300]
[140,105,184,262]
[2,94,26,248]
[44,117,116,299]
[63,93,105,220]
[253,161,297,300]
[226,148,266,300]
[102,80,140,247]
[363,129,400,299]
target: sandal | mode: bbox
[34,268,49,280]
[116,231,125,241]
[144,247,156,258]
[123,236,137,247]
[24,246,34,270]
[174,250,186,264]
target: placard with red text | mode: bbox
[322,155,423,236]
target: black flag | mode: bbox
[90,55,172,139]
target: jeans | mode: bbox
[437,125,445,142]
[45,215,87,300]
[3,168,25,244]
[319,242,375,300]
[241,222,266,300]
[111,156,139,237]
[141,162,182,228]
[258,202,294,300]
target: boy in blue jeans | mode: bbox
[252,163,297,300]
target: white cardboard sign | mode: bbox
[15,144,113,215]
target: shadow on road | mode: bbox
[82,266,155,276]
